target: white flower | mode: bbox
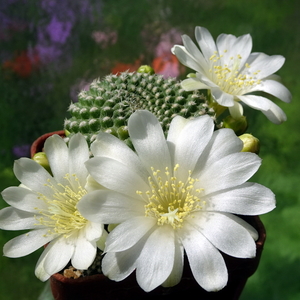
[172,26,291,123]
[78,110,275,292]
[0,133,104,281]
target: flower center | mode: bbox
[208,50,261,94]
[35,174,88,238]
[137,164,205,229]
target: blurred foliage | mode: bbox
[0,0,300,299]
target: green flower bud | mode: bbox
[137,65,155,74]
[239,134,260,154]
[223,115,248,136]
[32,152,52,174]
[187,73,197,78]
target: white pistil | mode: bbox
[137,165,205,229]
[35,174,88,238]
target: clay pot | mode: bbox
[30,130,65,158]
[30,132,266,300]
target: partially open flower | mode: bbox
[172,26,292,123]
[78,110,275,292]
[0,134,104,281]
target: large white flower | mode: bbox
[78,110,275,292]
[0,133,104,281]
[172,26,291,123]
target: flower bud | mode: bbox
[187,73,196,78]
[239,134,260,154]
[32,152,52,174]
[137,65,155,74]
[223,115,248,136]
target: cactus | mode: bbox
[64,71,218,148]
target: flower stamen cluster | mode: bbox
[208,51,262,95]
[137,164,205,229]
[35,174,88,238]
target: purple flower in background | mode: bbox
[46,16,73,44]
[12,144,31,158]
[36,14,74,64]
[35,44,62,63]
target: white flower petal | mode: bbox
[229,101,244,119]
[91,132,144,171]
[255,79,292,103]
[217,33,252,68]
[35,247,52,281]
[128,110,172,172]
[179,222,228,292]
[0,207,37,230]
[167,115,190,146]
[181,77,210,91]
[233,34,253,68]
[85,174,106,192]
[237,95,271,111]
[193,128,243,174]
[3,229,53,258]
[68,133,90,187]
[247,53,285,79]
[13,158,55,197]
[102,250,137,282]
[1,186,47,212]
[43,237,74,275]
[105,216,156,252]
[78,190,144,224]
[181,34,208,69]
[85,157,149,198]
[172,45,204,73]
[162,238,184,287]
[216,33,238,56]
[228,214,259,240]
[195,26,218,61]
[136,226,175,292]
[72,235,97,270]
[44,134,69,183]
[261,100,287,124]
[203,182,276,215]
[198,152,261,195]
[189,212,257,258]
[83,221,104,241]
[211,88,235,107]
[171,115,214,176]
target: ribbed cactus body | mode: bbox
[64,71,216,147]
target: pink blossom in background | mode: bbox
[152,55,180,78]
[92,30,118,48]
[152,28,183,78]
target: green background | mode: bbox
[1,0,299,299]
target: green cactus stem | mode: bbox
[64,71,218,148]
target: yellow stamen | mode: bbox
[137,165,205,229]
[35,174,88,238]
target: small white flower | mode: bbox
[0,133,104,281]
[172,26,291,123]
[78,110,275,292]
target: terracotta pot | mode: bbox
[30,132,266,300]
[30,130,65,158]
